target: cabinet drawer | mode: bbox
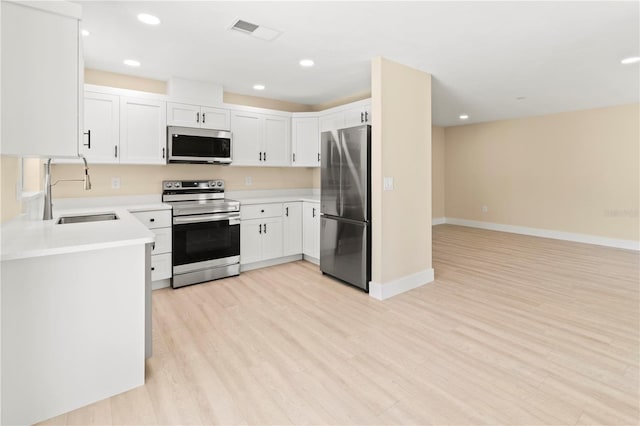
[152,227,172,255]
[132,210,171,229]
[241,203,283,220]
[151,253,172,281]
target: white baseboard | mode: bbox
[444,217,640,251]
[303,254,319,265]
[240,254,303,272]
[152,278,171,290]
[369,268,435,301]
[432,217,446,225]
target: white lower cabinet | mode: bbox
[240,200,318,268]
[303,202,320,260]
[282,202,302,256]
[131,209,172,281]
[240,217,283,264]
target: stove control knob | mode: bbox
[216,181,223,187]
[209,181,215,187]
[164,182,172,189]
[174,182,181,188]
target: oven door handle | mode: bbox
[174,213,240,225]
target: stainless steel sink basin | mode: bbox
[56,213,119,225]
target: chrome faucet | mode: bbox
[43,155,92,220]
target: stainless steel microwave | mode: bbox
[167,126,232,164]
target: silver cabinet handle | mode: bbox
[285,207,289,217]
[162,147,165,159]
[202,113,205,123]
[259,223,262,234]
[114,145,118,158]
[312,208,316,217]
[365,111,369,122]
[360,112,364,123]
[264,223,267,233]
[318,153,320,162]
[259,152,262,161]
[264,151,267,161]
[196,112,200,123]
[293,153,296,162]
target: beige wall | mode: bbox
[310,90,371,112]
[51,164,313,198]
[432,126,446,219]
[371,57,432,284]
[85,69,167,94]
[0,156,22,222]
[445,103,640,241]
[223,92,311,112]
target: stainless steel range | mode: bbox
[162,180,240,288]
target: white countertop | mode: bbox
[235,195,320,205]
[1,206,157,262]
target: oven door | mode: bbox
[168,126,232,164]
[172,212,240,274]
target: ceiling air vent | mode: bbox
[231,19,259,34]
[229,18,282,41]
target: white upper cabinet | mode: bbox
[263,115,290,166]
[1,1,82,157]
[291,117,320,167]
[344,103,371,128]
[319,100,372,133]
[319,112,345,133]
[231,111,290,166]
[201,107,231,130]
[120,97,167,164]
[231,111,262,165]
[167,102,230,130]
[81,92,120,164]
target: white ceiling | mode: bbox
[78,1,639,126]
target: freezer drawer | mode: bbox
[320,216,370,292]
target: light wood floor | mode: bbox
[40,225,639,425]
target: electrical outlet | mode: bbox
[245,176,252,186]
[383,176,394,191]
[111,177,121,189]
[482,205,488,213]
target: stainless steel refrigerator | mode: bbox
[320,124,371,292]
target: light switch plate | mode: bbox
[383,176,394,191]
[245,176,253,186]
[111,177,120,189]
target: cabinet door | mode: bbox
[81,92,120,163]
[282,202,302,256]
[1,1,80,157]
[120,97,167,164]
[303,203,319,258]
[344,106,367,128]
[292,117,320,167]
[261,217,283,261]
[240,221,262,265]
[201,107,231,130]
[230,111,262,166]
[319,112,345,133]
[263,115,290,166]
[167,102,200,127]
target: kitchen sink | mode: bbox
[56,213,119,225]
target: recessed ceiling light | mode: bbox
[299,59,315,67]
[459,114,469,120]
[81,29,90,37]
[123,59,141,67]
[253,84,265,91]
[516,96,526,100]
[621,56,640,65]
[137,13,160,25]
